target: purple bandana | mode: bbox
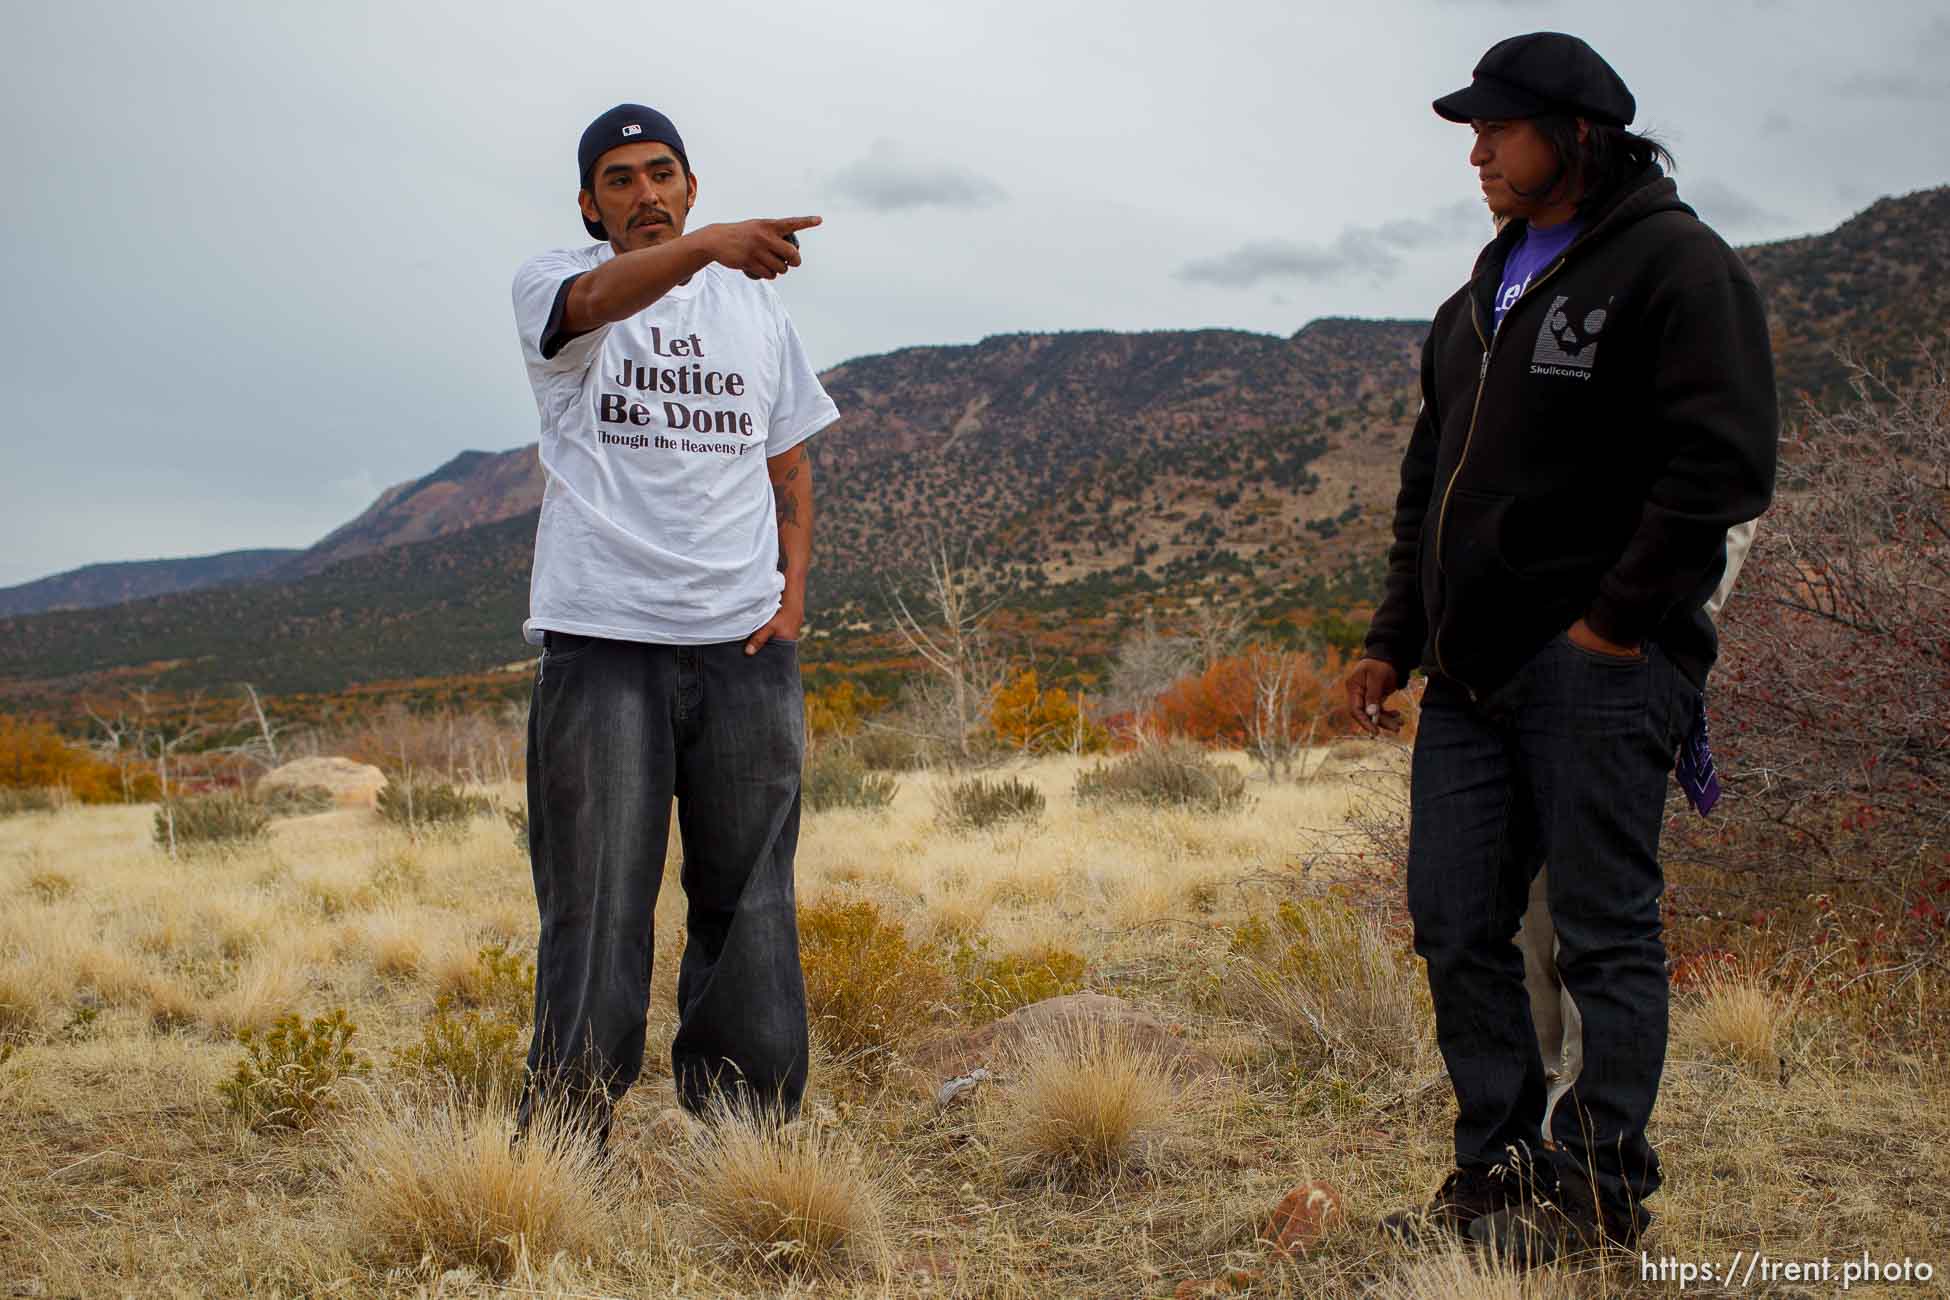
[1675,692,1720,816]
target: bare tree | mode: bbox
[1104,612,1197,726]
[1188,597,1251,670]
[886,537,1007,761]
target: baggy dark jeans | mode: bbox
[516,631,809,1143]
[1407,631,1695,1231]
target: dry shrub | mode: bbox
[956,941,1087,1025]
[686,1106,890,1280]
[802,745,900,813]
[797,898,948,1074]
[0,786,61,817]
[1673,965,1794,1074]
[376,779,497,836]
[256,783,334,817]
[1074,740,1247,813]
[337,1090,613,1279]
[1222,897,1432,1074]
[985,1017,1183,1187]
[393,999,527,1106]
[1662,353,1950,1047]
[433,941,537,1023]
[934,774,1046,831]
[852,726,935,772]
[219,1008,371,1132]
[154,792,271,854]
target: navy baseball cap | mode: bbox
[577,104,688,240]
[1433,33,1636,128]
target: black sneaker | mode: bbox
[1379,1167,1521,1245]
[1467,1198,1650,1268]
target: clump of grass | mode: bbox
[257,783,335,817]
[935,775,1046,832]
[1674,965,1794,1074]
[154,791,271,854]
[797,898,948,1075]
[25,868,75,901]
[376,779,497,834]
[0,969,44,1064]
[369,847,427,902]
[1074,741,1247,813]
[337,1090,614,1280]
[802,746,900,813]
[505,805,530,857]
[219,1007,371,1132]
[205,949,309,1037]
[687,1106,890,1281]
[1370,1245,1534,1300]
[956,939,1087,1024]
[985,1018,1182,1187]
[1220,897,1433,1074]
[0,786,62,817]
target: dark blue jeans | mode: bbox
[516,632,809,1143]
[1407,632,1695,1231]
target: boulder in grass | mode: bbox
[258,756,387,809]
[1265,1179,1344,1255]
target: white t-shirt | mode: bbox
[511,244,839,646]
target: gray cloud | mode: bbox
[1760,110,1792,135]
[1177,201,1486,289]
[1835,70,1950,102]
[1685,179,1786,236]
[822,139,1006,212]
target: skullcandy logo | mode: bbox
[1531,294,1609,378]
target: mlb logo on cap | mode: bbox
[622,124,641,136]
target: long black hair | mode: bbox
[1511,116,1676,219]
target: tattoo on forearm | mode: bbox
[777,491,802,529]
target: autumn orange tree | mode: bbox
[989,670,1108,755]
[0,715,145,803]
[1148,645,1353,775]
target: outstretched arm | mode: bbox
[561,216,822,335]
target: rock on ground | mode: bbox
[257,756,387,809]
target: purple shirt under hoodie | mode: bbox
[1493,218,1583,334]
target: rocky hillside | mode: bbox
[285,447,543,577]
[4,186,1946,701]
[0,548,300,619]
[1743,185,1950,406]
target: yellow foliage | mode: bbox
[805,680,887,739]
[0,716,150,804]
[989,671,1108,755]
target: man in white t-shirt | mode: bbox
[509,103,838,1143]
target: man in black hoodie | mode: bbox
[1346,33,1777,1262]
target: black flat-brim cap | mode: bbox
[577,103,688,240]
[1433,31,1635,127]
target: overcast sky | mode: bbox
[4,0,1947,587]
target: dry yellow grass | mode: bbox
[335,1086,616,1278]
[0,758,1945,1297]
[684,1103,892,1280]
[983,1016,1185,1186]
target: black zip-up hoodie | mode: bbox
[1363,167,1778,699]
